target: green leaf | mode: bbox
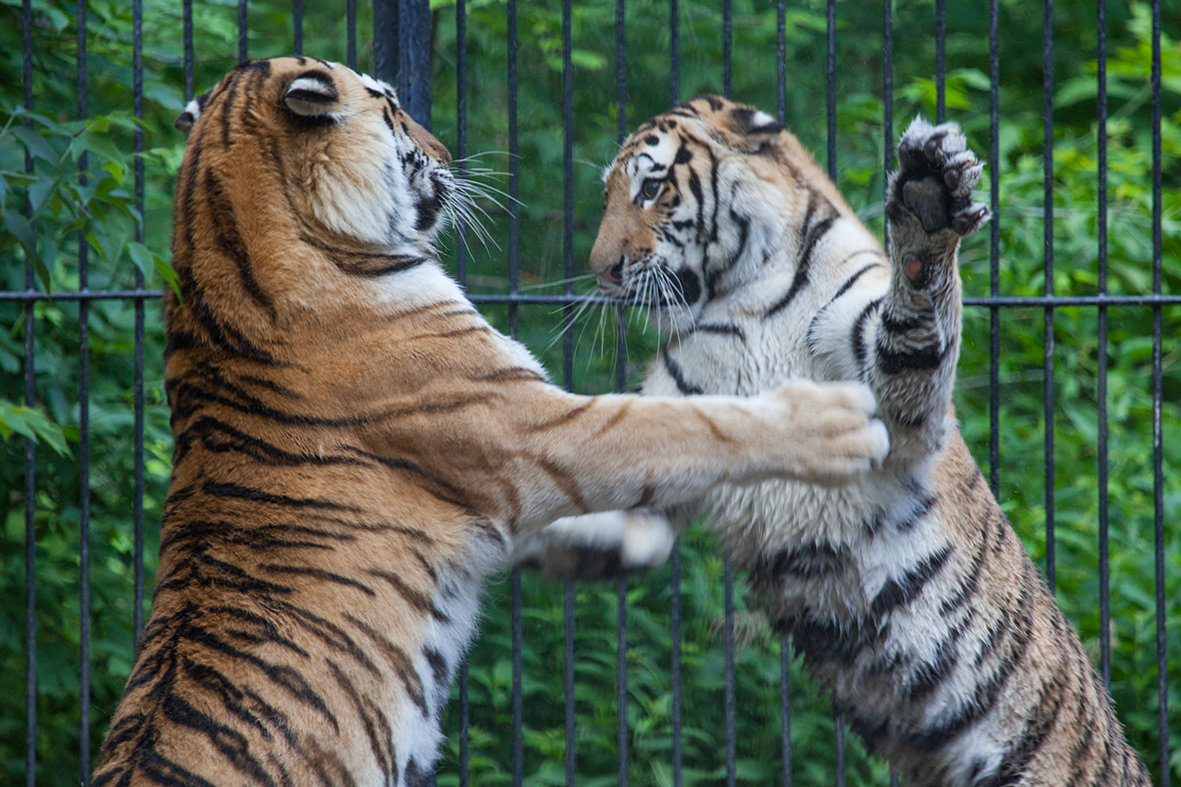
[126,240,155,279]
[0,403,70,456]
[27,177,57,216]
[2,209,50,291]
[10,124,61,163]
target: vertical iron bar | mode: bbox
[834,705,846,787]
[776,0,785,127]
[458,658,469,787]
[988,0,1000,496]
[883,0,893,176]
[935,0,946,123]
[1150,2,1168,779]
[22,1,36,783]
[826,0,835,180]
[561,1,577,782]
[724,558,735,787]
[614,2,629,783]
[778,2,793,782]
[507,1,522,783]
[780,639,792,787]
[669,0,679,108]
[77,0,91,780]
[238,0,248,62]
[184,0,194,102]
[669,6,682,785]
[720,5,735,784]
[132,0,146,648]
[1042,0,1055,591]
[1096,0,1110,688]
[455,0,467,287]
[293,0,303,54]
[347,0,357,69]
[722,0,732,99]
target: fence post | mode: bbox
[373,0,432,129]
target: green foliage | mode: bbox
[1,0,1178,784]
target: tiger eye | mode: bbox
[640,178,663,201]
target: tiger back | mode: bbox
[92,61,891,785]
[565,97,1150,785]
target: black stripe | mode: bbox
[750,542,848,585]
[876,341,947,374]
[326,660,396,781]
[161,688,276,785]
[851,297,885,374]
[661,350,704,395]
[689,322,745,340]
[201,480,359,511]
[261,564,377,597]
[869,545,952,618]
[365,568,437,615]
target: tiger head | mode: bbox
[174,56,453,262]
[591,95,851,333]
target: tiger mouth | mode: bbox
[617,264,702,309]
[413,174,451,232]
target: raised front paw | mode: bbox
[888,117,989,238]
[768,381,890,485]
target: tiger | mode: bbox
[522,96,1150,785]
[90,60,894,786]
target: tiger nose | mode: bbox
[598,256,625,286]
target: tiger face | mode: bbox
[591,95,843,333]
[176,56,453,256]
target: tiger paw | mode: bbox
[511,510,676,581]
[888,118,989,240]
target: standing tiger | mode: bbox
[92,60,891,786]
[524,97,1149,784]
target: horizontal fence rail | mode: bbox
[4,0,1174,785]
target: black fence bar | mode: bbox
[454,4,469,781]
[669,6,683,786]
[347,0,357,69]
[614,1,630,783]
[825,0,835,179]
[76,0,91,779]
[132,0,147,648]
[1042,0,1056,590]
[988,0,1000,496]
[720,5,737,785]
[1152,0,1169,780]
[936,0,945,123]
[238,0,247,61]
[183,0,194,101]
[21,0,36,783]
[561,0,576,781]
[1096,0,1111,688]
[293,0,303,54]
[779,1,794,782]
[505,0,523,782]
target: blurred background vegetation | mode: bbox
[1,0,1178,783]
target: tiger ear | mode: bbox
[174,91,209,133]
[726,106,785,152]
[284,73,340,120]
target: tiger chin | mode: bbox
[525,97,1149,785]
[91,61,893,786]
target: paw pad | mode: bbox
[891,117,990,238]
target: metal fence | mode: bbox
[4,0,1175,784]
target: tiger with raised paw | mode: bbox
[91,60,891,786]
[528,97,1149,785]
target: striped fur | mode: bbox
[93,62,891,786]
[547,97,1149,784]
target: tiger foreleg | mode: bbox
[872,118,989,467]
